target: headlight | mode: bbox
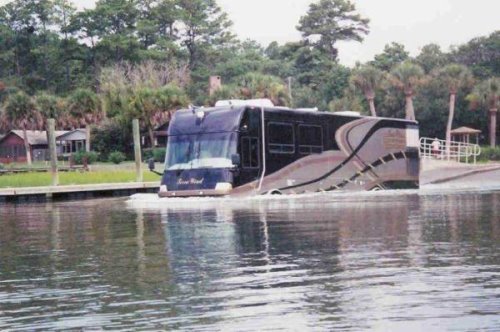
[215,182,232,191]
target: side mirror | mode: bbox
[148,158,155,171]
[231,153,241,166]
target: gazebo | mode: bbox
[450,126,481,144]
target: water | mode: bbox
[1,191,499,331]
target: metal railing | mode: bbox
[420,137,481,164]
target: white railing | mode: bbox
[420,137,481,164]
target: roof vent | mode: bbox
[335,111,361,117]
[215,99,274,108]
[296,107,319,112]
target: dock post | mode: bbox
[47,118,59,186]
[133,119,143,182]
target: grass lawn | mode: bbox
[0,170,161,188]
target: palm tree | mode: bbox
[3,91,40,165]
[350,65,383,117]
[36,93,68,129]
[390,61,425,121]
[67,88,101,152]
[128,84,188,147]
[468,78,499,147]
[435,64,473,156]
[238,73,291,107]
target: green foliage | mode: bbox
[390,61,425,95]
[451,31,500,79]
[0,169,161,188]
[108,151,126,164]
[91,119,133,160]
[3,91,40,129]
[206,85,239,106]
[415,44,448,74]
[153,147,166,162]
[237,72,291,106]
[0,0,498,148]
[143,147,166,162]
[468,77,500,110]
[73,150,99,165]
[478,146,500,161]
[297,0,369,60]
[350,65,384,115]
[67,88,101,126]
[177,0,235,68]
[371,42,409,71]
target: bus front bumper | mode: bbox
[158,188,231,198]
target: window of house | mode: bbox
[268,122,295,154]
[298,125,323,154]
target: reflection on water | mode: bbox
[0,192,499,331]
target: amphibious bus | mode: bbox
[149,100,420,197]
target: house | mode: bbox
[0,129,87,164]
[141,122,170,147]
[154,122,169,147]
[57,129,87,157]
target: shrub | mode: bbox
[73,151,99,165]
[108,151,126,164]
[153,148,166,162]
[478,146,500,162]
[92,120,134,161]
[143,147,166,162]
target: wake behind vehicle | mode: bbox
[149,99,420,197]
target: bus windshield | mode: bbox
[165,132,237,170]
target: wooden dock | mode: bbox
[0,182,159,203]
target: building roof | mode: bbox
[450,126,482,135]
[7,130,70,145]
[56,129,87,141]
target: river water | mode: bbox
[0,191,499,331]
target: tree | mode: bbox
[297,0,369,60]
[36,92,67,128]
[371,42,409,71]
[328,88,364,114]
[67,88,101,151]
[350,65,383,116]
[468,78,499,147]
[415,43,448,74]
[128,84,188,147]
[451,31,500,79]
[434,64,473,156]
[390,62,425,121]
[53,0,77,88]
[3,91,39,165]
[237,73,291,107]
[177,0,234,68]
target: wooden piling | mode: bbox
[47,119,59,186]
[133,119,143,182]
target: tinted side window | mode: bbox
[241,137,259,168]
[299,125,323,154]
[268,122,295,154]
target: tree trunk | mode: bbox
[368,97,377,117]
[405,95,415,121]
[148,126,156,148]
[85,125,91,152]
[445,93,456,158]
[490,108,497,148]
[22,126,32,165]
[100,95,107,119]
